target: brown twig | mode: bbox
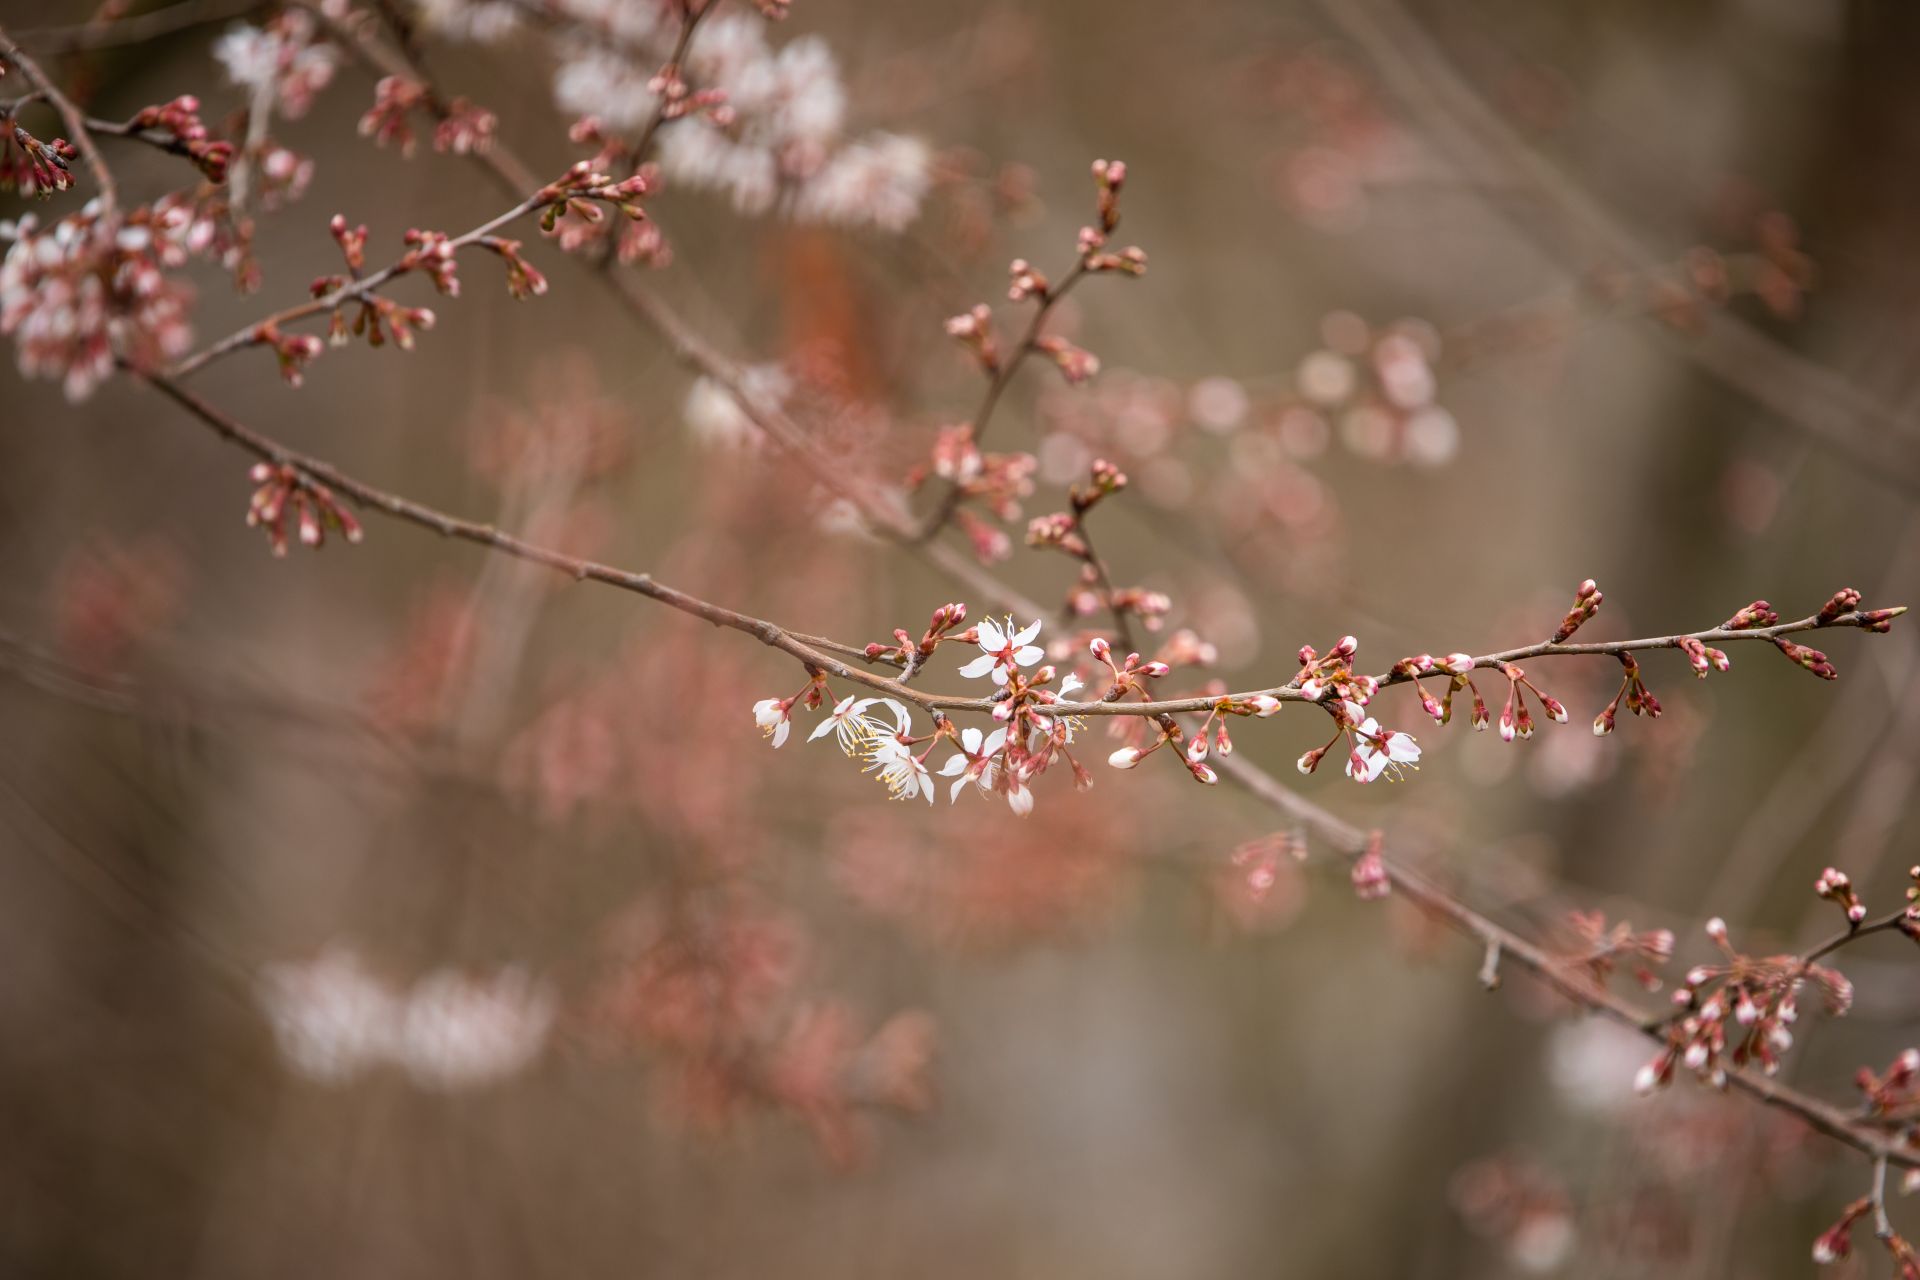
[166,186,552,378]
[915,262,1091,541]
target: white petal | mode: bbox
[772,720,790,748]
[983,728,1008,754]
[1010,619,1042,647]
[877,698,910,733]
[1013,645,1044,667]
[960,726,983,753]
[949,774,969,803]
[957,653,998,679]
[1006,784,1034,817]
[1059,673,1083,696]
[807,718,837,742]
[976,617,1006,650]
[938,754,968,776]
[991,665,1010,686]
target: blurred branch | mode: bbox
[14,0,259,55]
[1315,0,1920,496]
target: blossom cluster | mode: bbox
[1,197,210,399]
[754,608,1089,814]
[518,3,934,230]
[1634,916,1852,1093]
[258,945,556,1090]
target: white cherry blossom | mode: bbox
[752,696,792,747]
[865,736,934,804]
[957,616,1044,686]
[938,725,1006,802]
[809,694,910,754]
[1345,718,1421,783]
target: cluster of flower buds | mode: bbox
[252,319,324,386]
[1023,511,1084,558]
[863,602,972,678]
[1818,587,1863,624]
[1593,653,1660,735]
[245,462,363,555]
[1091,157,1125,236]
[1390,652,1474,723]
[942,305,999,373]
[1108,718,1210,782]
[1088,635,1170,701]
[400,227,461,296]
[311,273,435,351]
[552,120,669,265]
[1351,831,1389,900]
[1492,661,1568,741]
[1295,635,1378,706]
[924,422,984,484]
[328,213,367,272]
[1075,161,1147,275]
[1772,636,1838,681]
[1226,833,1289,904]
[1,196,209,400]
[904,424,1035,531]
[1674,634,1730,678]
[536,161,654,235]
[1034,334,1099,385]
[1552,579,1603,643]
[1078,233,1146,277]
[1635,916,1852,1094]
[127,95,234,183]
[2,120,77,195]
[358,76,431,155]
[1069,457,1127,512]
[433,99,497,156]
[1814,866,1868,926]
[1811,1197,1877,1266]
[1006,257,1049,303]
[646,63,733,126]
[1182,699,1241,773]
[1562,910,1673,992]
[1809,1187,1920,1274]
[1855,1047,1920,1122]
[391,226,458,297]
[476,236,548,300]
[1723,599,1779,629]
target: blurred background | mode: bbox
[3,0,1919,1274]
